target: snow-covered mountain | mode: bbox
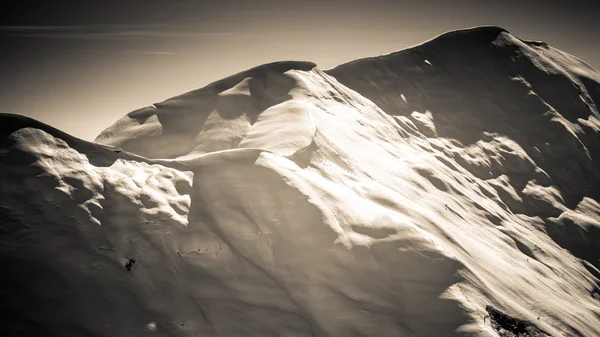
[2,26,600,336]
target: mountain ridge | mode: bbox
[2,26,600,336]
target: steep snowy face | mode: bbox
[327,27,600,306]
[3,27,600,337]
[328,26,600,214]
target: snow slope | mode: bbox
[2,27,600,336]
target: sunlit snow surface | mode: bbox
[2,27,600,336]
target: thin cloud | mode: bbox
[123,50,186,56]
[0,25,235,40]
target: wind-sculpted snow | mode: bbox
[328,26,600,210]
[95,61,317,159]
[3,27,600,336]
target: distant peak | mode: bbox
[418,26,510,49]
[437,25,509,37]
[204,61,317,91]
[160,61,317,102]
[327,26,511,73]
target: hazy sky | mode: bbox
[2,0,599,140]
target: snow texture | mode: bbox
[2,27,600,336]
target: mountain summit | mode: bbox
[2,27,600,336]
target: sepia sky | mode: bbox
[2,0,599,141]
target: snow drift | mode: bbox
[2,26,600,336]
